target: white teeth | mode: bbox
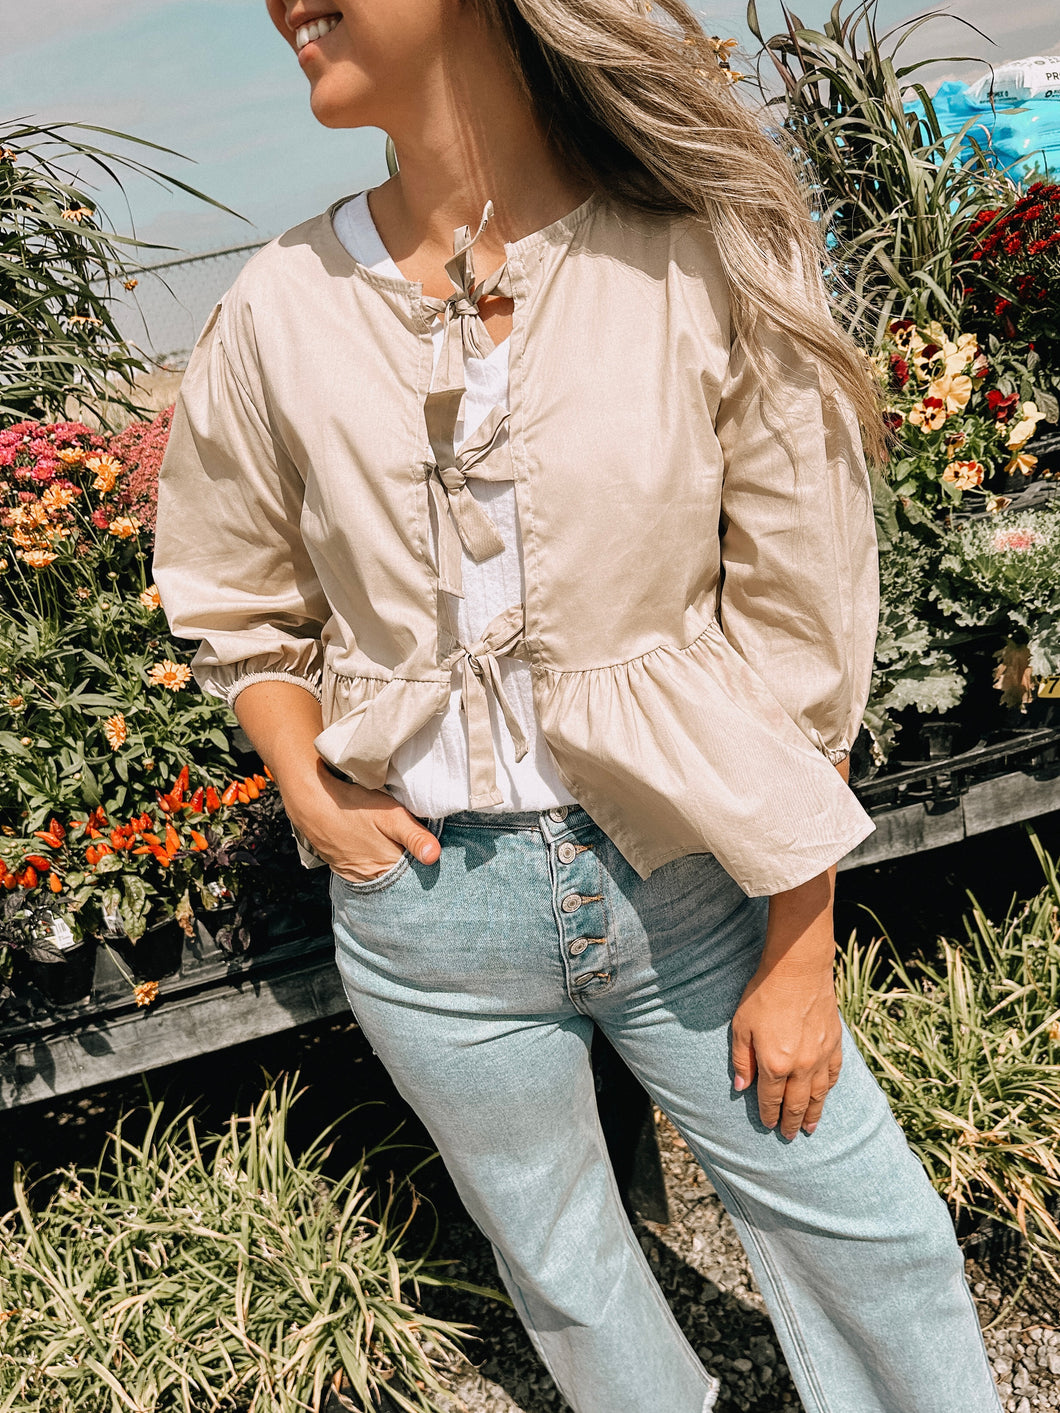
[295,14,341,50]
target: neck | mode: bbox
[368,14,593,269]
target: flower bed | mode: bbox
[0,416,325,1019]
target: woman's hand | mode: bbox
[731,961,842,1140]
[730,864,843,1140]
[283,756,442,882]
[230,678,441,883]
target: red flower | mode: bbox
[986,390,1018,422]
[889,353,910,389]
[90,508,109,528]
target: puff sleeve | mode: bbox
[713,321,879,767]
[152,300,330,710]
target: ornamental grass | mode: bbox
[0,1072,497,1413]
[836,826,1060,1279]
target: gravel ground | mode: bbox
[2,1013,1058,1413]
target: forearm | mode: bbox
[231,680,326,795]
[760,754,848,972]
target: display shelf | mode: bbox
[3,731,1060,1110]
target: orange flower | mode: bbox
[56,447,83,465]
[134,980,160,1007]
[103,713,127,750]
[139,584,161,609]
[41,485,79,512]
[942,460,985,491]
[1004,452,1038,477]
[107,515,139,540]
[148,659,192,691]
[85,453,122,493]
[21,549,56,568]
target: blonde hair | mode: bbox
[472,0,888,464]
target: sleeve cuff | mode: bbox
[225,668,323,710]
[822,744,851,765]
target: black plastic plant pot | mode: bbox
[247,891,332,955]
[24,937,98,1008]
[108,915,187,981]
[194,901,240,953]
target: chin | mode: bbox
[307,79,373,131]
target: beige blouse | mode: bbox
[151,188,880,897]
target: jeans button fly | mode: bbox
[548,806,569,822]
[557,841,578,864]
[569,937,589,956]
[561,893,582,914]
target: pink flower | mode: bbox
[992,528,1040,552]
[90,508,110,529]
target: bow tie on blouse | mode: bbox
[422,201,513,600]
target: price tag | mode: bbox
[37,909,77,950]
[1038,675,1060,700]
[51,915,76,950]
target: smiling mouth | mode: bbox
[295,13,342,53]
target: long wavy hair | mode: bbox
[471,0,888,465]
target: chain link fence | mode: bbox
[99,239,272,371]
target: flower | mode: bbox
[40,484,79,512]
[134,980,160,1007]
[985,495,1013,513]
[1005,452,1039,477]
[107,515,139,540]
[993,527,1041,552]
[1007,402,1047,451]
[103,713,127,750]
[148,659,192,691]
[21,549,56,568]
[7,695,23,708]
[139,584,161,609]
[927,372,972,413]
[986,390,1019,422]
[942,460,984,490]
[908,396,948,432]
[993,639,1033,710]
[85,453,122,494]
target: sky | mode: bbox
[2,0,1057,358]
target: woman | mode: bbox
[151,1,1002,1409]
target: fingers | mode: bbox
[398,817,442,866]
[745,1059,842,1140]
[730,1024,757,1094]
[755,1068,788,1132]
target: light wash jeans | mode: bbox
[330,804,1001,1413]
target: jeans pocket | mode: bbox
[333,849,413,894]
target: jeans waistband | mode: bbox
[440,805,593,831]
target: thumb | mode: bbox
[730,1023,757,1094]
[399,818,441,866]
